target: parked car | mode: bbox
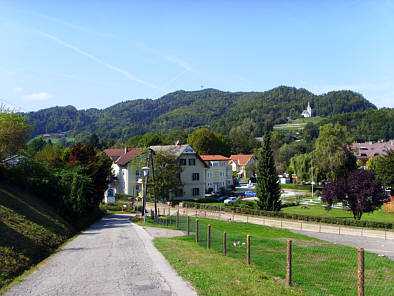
[245,191,256,197]
[216,196,228,202]
[224,197,239,204]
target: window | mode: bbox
[207,172,212,178]
[189,158,196,166]
[135,170,140,176]
[136,184,140,192]
[219,171,225,177]
[192,173,199,181]
[193,188,200,196]
[221,182,225,187]
[208,183,213,188]
[180,158,186,166]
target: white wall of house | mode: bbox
[205,160,232,192]
[112,163,140,196]
[177,153,206,200]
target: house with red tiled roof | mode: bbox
[200,155,233,192]
[229,154,256,178]
[103,147,144,197]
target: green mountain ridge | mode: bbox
[26,86,379,141]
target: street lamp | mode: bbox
[141,166,150,223]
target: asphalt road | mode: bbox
[5,214,196,296]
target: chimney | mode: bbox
[125,147,128,154]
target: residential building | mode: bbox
[352,140,393,165]
[229,154,256,178]
[103,147,144,196]
[150,144,208,200]
[200,155,233,192]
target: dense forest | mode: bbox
[320,108,394,142]
[25,86,379,141]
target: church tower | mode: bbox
[307,102,312,117]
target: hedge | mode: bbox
[182,202,393,230]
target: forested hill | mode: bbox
[26,86,377,140]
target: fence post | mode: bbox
[223,232,227,256]
[207,224,211,249]
[187,216,190,235]
[196,220,199,243]
[358,248,364,296]
[166,217,168,226]
[286,239,292,286]
[246,234,250,265]
[176,211,179,228]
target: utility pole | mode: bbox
[149,148,157,218]
[311,156,314,199]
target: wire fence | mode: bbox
[153,212,394,296]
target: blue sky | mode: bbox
[1,0,394,111]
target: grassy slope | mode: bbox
[155,236,304,296]
[156,216,393,295]
[0,184,76,290]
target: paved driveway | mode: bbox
[5,214,196,296]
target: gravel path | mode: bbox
[5,214,196,296]
[291,230,394,260]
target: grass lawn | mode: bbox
[154,236,304,296]
[282,204,394,223]
[155,216,393,296]
[280,184,323,191]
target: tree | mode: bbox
[127,135,142,148]
[149,151,183,202]
[289,152,312,182]
[26,137,46,156]
[187,128,221,155]
[303,122,319,142]
[229,133,260,155]
[369,150,394,190]
[0,108,31,160]
[314,123,357,181]
[322,169,386,220]
[256,129,281,211]
[138,132,163,147]
[87,133,101,150]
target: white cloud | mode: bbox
[23,92,52,101]
[13,87,23,93]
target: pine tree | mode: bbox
[256,129,281,211]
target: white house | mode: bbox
[150,144,208,200]
[229,154,256,178]
[103,147,144,197]
[200,155,233,192]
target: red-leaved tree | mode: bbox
[322,169,386,220]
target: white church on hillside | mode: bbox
[301,102,312,118]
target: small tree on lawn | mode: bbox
[322,169,386,220]
[256,128,281,211]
